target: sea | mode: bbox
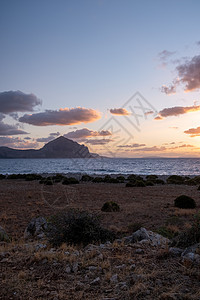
[1,158,200,176]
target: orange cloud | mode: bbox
[110,108,130,116]
[155,105,200,120]
[19,107,101,126]
[184,126,200,137]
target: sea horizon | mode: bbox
[1,157,200,176]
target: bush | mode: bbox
[185,176,200,186]
[0,174,6,180]
[92,177,104,183]
[116,176,125,182]
[25,174,42,181]
[145,180,154,186]
[172,212,200,248]
[81,174,93,182]
[155,179,165,185]
[46,210,115,247]
[126,180,146,187]
[156,226,177,239]
[174,195,196,209]
[127,174,143,182]
[167,175,186,185]
[101,201,120,212]
[146,175,158,181]
[62,177,79,185]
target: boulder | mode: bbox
[131,227,169,247]
[24,216,47,240]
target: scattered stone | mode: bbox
[169,247,183,256]
[90,277,100,285]
[110,274,118,283]
[135,248,144,254]
[24,217,47,240]
[65,265,71,273]
[72,262,79,273]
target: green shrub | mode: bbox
[92,177,104,183]
[116,176,125,182]
[167,175,186,185]
[126,180,146,187]
[81,174,93,181]
[0,174,6,180]
[25,174,42,181]
[185,176,200,186]
[127,222,143,233]
[127,174,143,182]
[46,210,115,247]
[145,180,154,186]
[172,212,200,248]
[174,195,196,209]
[101,201,120,212]
[44,180,53,186]
[155,179,165,185]
[156,226,177,239]
[146,175,158,181]
[62,177,79,185]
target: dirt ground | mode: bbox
[0,179,199,238]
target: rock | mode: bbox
[131,227,169,247]
[90,277,100,285]
[24,217,47,240]
[110,274,118,283]
[135,248,144,254]
[182,243,200,256]
[169,247,183,256]
[0,225,10,242]
[182,252,200,263]
[65,265,71,273]
[72,262,79,273]
[35,243,47,251]
[131,228,150,242]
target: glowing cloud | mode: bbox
[110,108,130,116]
[184,126,200,137]
[155,105,200,120]
[19,107,101,126]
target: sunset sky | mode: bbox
[1,0,200,157]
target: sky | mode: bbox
[0,0,200,157]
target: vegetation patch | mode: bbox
[46,209,115,247]
[62,177,79,185]
[101,201,120,212]
[174,195,196,209]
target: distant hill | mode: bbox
[0,136,99,158]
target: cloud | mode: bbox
[36,136,55,143]
[117,143,146,148]
[158,50,176,61]
[161,84,177,95]
[169,127,179,129]
[84,139,113,145]
[19,107,101,126]
[49,132,60,136]
[145,111,154,116]
[134,146,166,152]
[155,105,200,120]
[0,120,28,136]
[162,55,200,94]
[0,136,38,149]
[184,126,200,137]
[64,128,112,139]
[110,108,130,116]
[197,41,200,46]
[178,144,194,148]
[0,90,41,114]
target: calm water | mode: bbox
[0,158,200,175]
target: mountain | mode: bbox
[0,136,98,158]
